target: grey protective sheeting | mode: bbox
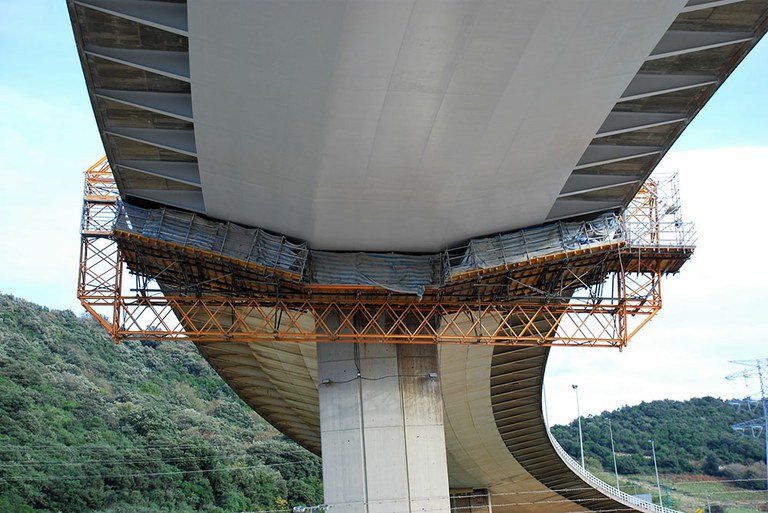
[309,252,441,299]
[116,202,622,296]
[117,204,309,276]
[445,214,621,279]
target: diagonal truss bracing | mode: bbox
[78,159,692,348]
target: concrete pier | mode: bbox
[317,343,450,513]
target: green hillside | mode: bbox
[0,294,322,513]
[551,397,768,512]
[551,397,765,477]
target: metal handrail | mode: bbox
[547,430,684,513]
[624,219,697,249]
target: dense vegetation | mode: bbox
[0,294,322,512]
[551,397,767,488]
[3,292,767,512]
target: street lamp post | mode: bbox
[572,384,585,468]
[650,439,663,507]
[608,418,620,490]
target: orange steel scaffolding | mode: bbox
[78,159,692,348]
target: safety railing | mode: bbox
[548,431,683,513]
[623,174,697,249]
[625,219,697,248]
[81,157,119,236]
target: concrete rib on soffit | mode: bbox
[70,0,768,252]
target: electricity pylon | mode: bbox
[726,359,768,497]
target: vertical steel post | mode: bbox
[573,384,585,468]
[651,439,662,507]
[609,418,620,490]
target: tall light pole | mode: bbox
[650,439,663,507]
[608,418,620,490]
[572,384,585,468]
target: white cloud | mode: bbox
[545,146,768,425]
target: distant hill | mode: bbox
[0,294,322,513]
[551,396,765,481]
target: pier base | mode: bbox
[317,343,450,513]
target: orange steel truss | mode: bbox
[78,159,691,348]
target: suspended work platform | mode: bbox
[78,157,694,348]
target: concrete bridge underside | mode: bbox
[69,0,768,510]
[191,309,628,513]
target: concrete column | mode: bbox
[317,342,450,513]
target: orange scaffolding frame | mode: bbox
[77,159,693,348]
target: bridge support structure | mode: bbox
[318,342,449,513]
[76,158,695,512]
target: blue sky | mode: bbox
[672,39,768,151]
[0,2,103,312]
[1,3,767,425]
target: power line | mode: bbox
[0,452,268,467]
[672,478,767,485]
[0,439,281,452]
[672,490,768,497]
[0,461,303,481]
